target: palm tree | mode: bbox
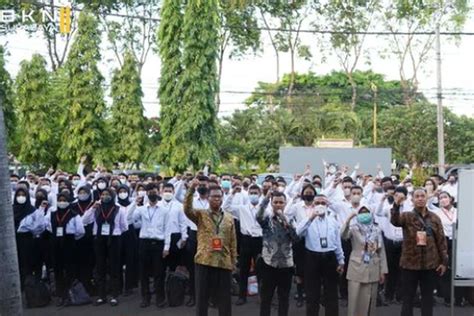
[0,95,23,315]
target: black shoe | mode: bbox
[94,298,106,306]
[186,297,195,307]
[235,297,246,306]
[56,298,65,307]
[455,300,466,307]
[209,300,216,308]
[110,298,118,307]
[156,298,166,308]
[140,299,150,308]
[296,298,304,308]
[123,289,133,297]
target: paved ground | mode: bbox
[24,293,474,316]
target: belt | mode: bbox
[307,250,335,257]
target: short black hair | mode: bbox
[381,176,393,184]
[163,183,175,190]
[198,175,209,182]
[271,191,286,200]
[350,185,363,193]
[395,186,408,197]
[145,183,157,191]
[248,184,261,192]
[301,184,316,196]
[342,176,354,184]
[208,185,223,195]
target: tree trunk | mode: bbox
[348,72,357,110]
[216,51,224,113]
[0,97,23,315]
[288,46,295,96]
[275,49,280,84]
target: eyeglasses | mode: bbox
[314,201,327,206]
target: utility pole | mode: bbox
[371,82,378,145]
[436,23,446,176]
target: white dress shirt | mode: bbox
[131,203,171,251]
[223,194,262,237]
[17,208,45,236]
[376,199,411,241]
[188,197,209,231]
[441,182,458,202]
[431,206,457,240]
[82,204,128,237]
[159,199,188,243]
[45,208,85,240]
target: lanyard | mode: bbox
[211,212,224,235]
[315,216,329,239]
[101,205,115,221]
[147,205,158,222]
[78,201,93,215]
[441,208,454,223]
[56,209,71,227]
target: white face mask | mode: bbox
[119,178,127,184]
[42,185,51,193]
[277,186,285,193]
[118,192,129,200]
[57,201,70,209]
[78,193,90,201]
[343,188,351,196]
[351,195,361,204]
[314,205,327,216]
[97,182,107,190]
[162,192,173,201]
[72,179,80,186]
[16,196,27,204]
[137,190,146,197]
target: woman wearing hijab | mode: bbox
[92,177,109,201]
[342,206,388,316]
[83,188,128,306]
[72,185,96,295]
[32,188,52,280]
[45,192,85,306]
[14,187,45,288]
[117,185,139,296]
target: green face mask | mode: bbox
[357,213,372,225]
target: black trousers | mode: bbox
[139,239,166,302]
[76,231,95,294]
[401,269,436,316]
[167,233,183,272]
[305,250,339,316]
[16,232,35,288]
[384,237,403,301]
[185,229,198,298]
[339,239,351,299]
[51,235,77,299]
[121,226,139,291]
[32,232,51,280]
[94,235,122,299]
[259,261,293,316]
[238,235,262,298]
[234,219,242,255]
[195,264,232,316]
[440,238,465,303]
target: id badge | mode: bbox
[416,231,427,246]
[56,227,64,237]
[211,237,222,251]
[363,251,371,264]
[320,237,328,249]
[101,223,110,236]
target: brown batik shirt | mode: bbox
[184,188,237,271]
[391,204,448,270]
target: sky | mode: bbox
[1,7,473,119]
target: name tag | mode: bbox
[211,237,222,251]
[416,231,427,246]
[56,227,64,237]
[363,251,371,264]
[101,223,110,236]
[320,237,328,249]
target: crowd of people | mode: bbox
[10,158,468,316]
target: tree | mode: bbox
[320,0,379,109]
[445,112,474,164]
[15,54,60,167]
[160,0,220,171]
[380,0,469,105]
[59,10,108,167]
[157,0,184,169]
[0,95,23,316]
[0,46,16,153]
[110,51,147,166]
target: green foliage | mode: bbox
[0,46,16,153]
[110,51,146,165]
[15,54,60,167]
[445,112,474,164]
[159,0,220,172]
[59,10,108,167]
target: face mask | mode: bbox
[42,185,51,193]
[16,196,27,204]
[148,193,159,203]
[357,212,372,225]
[78,193,90,201]
[314,205,327,216]
[137,190,146,197]
[221,180,231,190]
[197,186,208,195]
[343,188,351,196]
[163,192,173,201]
[72,179,80,186]
[118,192,129,200]
[249,194,260,205]
[57,201,70,209]
[11,182,17,190]
[440,197,450,208]
[101,196,112,204]
[302,194,314,202]
[119,178,127,184]
[97,182,107,190]
[406,186,414,193]
[351,195,361,204]
[315,187,321,194]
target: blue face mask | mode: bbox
[221,180,231,190]
[357,213,372,225]
[249,194,260,205]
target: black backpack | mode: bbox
[166,271,188,307]
[24,276,51,308]
[67,280,91,306]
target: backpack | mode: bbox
[24,276,51,308]
[67,280,91,306]
[166,271,187,307]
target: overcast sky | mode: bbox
[1,8,473,119]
